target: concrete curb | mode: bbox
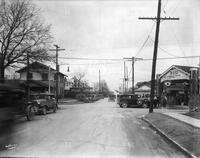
[163,113,200,129]
[141,116,198,158]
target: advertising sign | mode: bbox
[160,68,189,83]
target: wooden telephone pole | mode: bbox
[50,45,65,106]
[99,69,101,93]
[26,50,30,101]
[139,0,179,113]
[124,57,142,95]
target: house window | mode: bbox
[41,73,48,81]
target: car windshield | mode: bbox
[30,95,53,100]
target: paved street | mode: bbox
[1,99,186,158]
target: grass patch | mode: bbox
[184,111,200,120]
[145,112,200,157]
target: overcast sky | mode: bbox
[33,0,200,90]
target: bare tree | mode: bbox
[0,0,52,82]
[72,72,86,88]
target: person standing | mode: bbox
[161,93,167,108]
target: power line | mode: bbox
[135,23,156,57]
[59,55,200,64]
[149,37,180,57]
[170,0,182,15]
[60,61,123,66]
[169,23,190,65]
[143,56,200,61]
[59,57,124,61]
[162,0,169,14]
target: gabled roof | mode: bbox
[159,65,197,79]
[135,85,151,92]
[16,61,66,76]
[174,65,198,74]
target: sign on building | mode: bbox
[160,68,189,83]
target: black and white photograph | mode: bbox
[0,0,200,157]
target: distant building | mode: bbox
[134,81,158,97]
[16,61,66,98]
[134,85,151,97]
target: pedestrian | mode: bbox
[161,93,167,108]
[153,96,158,108]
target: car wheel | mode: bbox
[53,104,57,113]
[26,105,35,121]
[121,103,128,108]
[137,100,142,106]
[42,107,47,115]
[142,103,148,108]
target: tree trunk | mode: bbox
[0,66,5,83]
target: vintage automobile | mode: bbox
[137,97,150,108]
[117,94,144,108]
[30,93,57,115]
[90,94,98,102]
[0,84,38,151]
[0,84,36,121]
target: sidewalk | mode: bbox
[164,112,200,128]
[58,98,81,104]
[141,109,200,158]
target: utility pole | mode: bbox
[124,57,142,95]
[132,57,134,94]
[48,66,51,93]
[197,56,200,94]
[99,69,101,94]
[124,61,126,94]
[139,0,179,113]
[50,45,65,106]
[126,66,128,92]
[26,50,30,102]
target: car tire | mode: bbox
[121,103,128,108]
[26,105,35,121]
[42,107,47,115]
[53,104,57,113]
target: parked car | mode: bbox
[0,84,36,150]
[76,93,91,103]
[30,93,57,115]
[0,84,36,121]
[117,94,143,108]
[137,97,150,108]
[90,94,97,102]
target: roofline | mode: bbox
[159,65,191,80]
[16,61,67,77]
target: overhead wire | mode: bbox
[149,36,180,57]
[59,57,123,61]
[142,56,200,61]
[135,23,156,57]
[59,61,123,66]
[59,56,200,66]
[169,23,190,65]
[169,0,182,15]
[162,0,169,15]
